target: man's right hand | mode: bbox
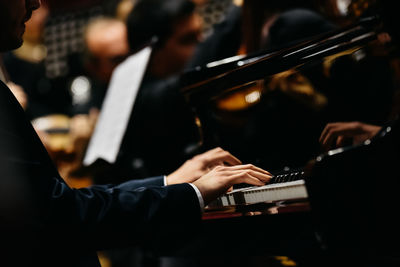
[193,164,272,205]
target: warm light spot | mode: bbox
[245,90,261,104]
[337,0,351,15]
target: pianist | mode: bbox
[0,0,272,266]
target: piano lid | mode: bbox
[181,15,380,106]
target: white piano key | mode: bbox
[241,180,308,204]
[221,195,229,206]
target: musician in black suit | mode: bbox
[0,1,272,266]
[94,0,204,184]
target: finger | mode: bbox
[320,123,351,144]
[206,162,224,172]
[247,170,272,183]
[319,123,335,143]
[206,150,242,166]
[322,124,359,150]
[336,135,346,147]
[205,147,224,156]
[223,168,272,184]
[224,164,272,176]
[322,129,339,151]
[248,164,272,176]
[321,122,362,145]
[219,153,242,166]
[230,171,266,186]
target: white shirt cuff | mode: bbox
[189,183,205,213]
[163,175,167,186]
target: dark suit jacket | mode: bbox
[0,80,201,266]
[115,74,199,181]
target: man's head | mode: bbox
[126,0,202,78]
[84,17,130,83]
[0,0,41,52]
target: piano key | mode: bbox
[209,179,308,208]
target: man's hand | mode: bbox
[319,122,382,151]
[166,147,242,185]
[193,164,272,205]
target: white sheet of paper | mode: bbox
[83,46,152,166]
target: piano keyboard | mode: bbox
[207,170,308,208]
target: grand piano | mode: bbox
[165,3,400,266]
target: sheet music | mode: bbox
[83,46,152,166]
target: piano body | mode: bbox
[169,7,400,266]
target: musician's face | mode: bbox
[85,20,130,83]
[157,13,202,76]
[0,0,41,52]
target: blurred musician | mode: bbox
[70,17,130,115]
[92,0,204,184]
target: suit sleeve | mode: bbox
[0,82,202,253]
[54,178,202,250]
[113,175,165,188]
[1,146,201,254]
[2,157,201,252]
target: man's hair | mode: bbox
[84,16,124,44]
[126,0,195,52]
[82,16,124,60]
[265,8,336,49]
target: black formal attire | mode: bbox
[0,80,201,267]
